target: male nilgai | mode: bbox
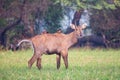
[17,24,86,69]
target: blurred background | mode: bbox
[0,0,120,50]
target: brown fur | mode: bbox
[17,24,86,69]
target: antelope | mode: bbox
[17,24,86,69]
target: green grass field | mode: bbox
[0,48,120,80]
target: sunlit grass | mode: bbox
[0,48,120,80]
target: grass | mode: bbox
[0,48,120,80]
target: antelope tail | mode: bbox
[16,39,35,53]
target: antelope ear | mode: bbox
[70,24,76,29]
[81,23,87,29]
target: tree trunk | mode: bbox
[72,10,84,26]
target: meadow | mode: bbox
[0,48,120,80]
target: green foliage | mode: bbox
[44,3,63,33]
[54,0,119,10]
[0,18,7,28]
[114,0,120,6]
[2,0,15,10]
[0,48,120,80]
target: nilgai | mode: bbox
[17,24,86,69]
